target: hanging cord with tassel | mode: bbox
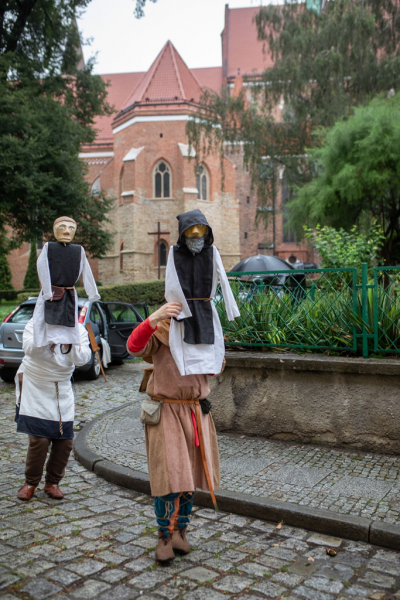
[55,382,63,436]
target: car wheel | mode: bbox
[86,351,101,380]
[0,368,17,383]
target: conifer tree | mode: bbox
[23,243,40,290]
[0,253,14,291]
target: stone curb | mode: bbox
[74,407,400,552]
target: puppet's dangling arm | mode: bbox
[80,247,101,301]
[37,243,53,301]
[165,247,192,321]
[214,247,240,321]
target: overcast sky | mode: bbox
[77,0,281,75]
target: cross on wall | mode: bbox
[148,222,170,279]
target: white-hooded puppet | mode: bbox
[165,209,240,376]
[33,217,100,347]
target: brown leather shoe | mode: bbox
[17,483,36,501]
[155,531,175,562]
[44,483,64,499]
[172,526,191,554]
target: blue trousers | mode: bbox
[154,492,194,537]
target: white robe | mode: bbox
[15,319,92,439]
[33,242,100,347]
[165,245,240,376]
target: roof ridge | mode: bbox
[143,41,170,101]
[169,41,185,100]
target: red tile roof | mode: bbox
[121,40,202,110]
[93,71,144,142]
[223,6,276,80]
[192,67,222,94]
[89,6,277,143]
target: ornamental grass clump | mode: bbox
[215,271,400,356]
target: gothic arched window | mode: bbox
[120,242,124,271]
[154,160,171,198]
[91,177,101,196]
[159,241,168,267]
[120,167,125,195]
[196,165,209,201]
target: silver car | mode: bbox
[0,297,148,382]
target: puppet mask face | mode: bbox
[184,224,208,239]
[54,221,77,243]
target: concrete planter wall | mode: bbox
[209,352,400,454]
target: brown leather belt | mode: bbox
[153,397,218,510]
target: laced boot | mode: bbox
[172,525,191,554]
[155,531,175,562]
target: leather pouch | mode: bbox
[50,286,66,301]
[140,398,163,425]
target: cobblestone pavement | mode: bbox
[1,363,400,599]
[87,364,400,526]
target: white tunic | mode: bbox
[33,242,100,347]
[15,319,92,438]
[165,245,240,376]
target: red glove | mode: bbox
[127,318,157,353]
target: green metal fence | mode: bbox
[214,263,400,358]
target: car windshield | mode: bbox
[8,305,35,324]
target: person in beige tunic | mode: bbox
[127,302,221,562]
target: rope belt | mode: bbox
[152,397,218,511]
[185,298,212,301]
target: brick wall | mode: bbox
[96,117,240,285]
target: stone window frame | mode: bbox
[153,159,172,199]
[196,164,209,201]
[91,176,101,196]
[159,240,168,267]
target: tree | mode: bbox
[291,94,400,263]
[304,223,385,270]
[0,1,114,257]
[0,253,14,290]
[23,243,40,289]
[187,0,400,242]
[134,0,158,18]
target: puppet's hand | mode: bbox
[149,303,182,328]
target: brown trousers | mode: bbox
[25,436,73,487]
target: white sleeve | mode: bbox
[22,319,46,356]
[37,243,52,301]
[165,246,192,321]
[69,325,92,367]
[214,247,240,321]
[81,247,100,301]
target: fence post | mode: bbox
[361,262,369,359]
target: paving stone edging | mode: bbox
[74,405,400,552]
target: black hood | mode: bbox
[176,209,214,246]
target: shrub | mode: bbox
[16,279,166,305]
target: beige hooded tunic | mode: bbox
[129,320,220,497]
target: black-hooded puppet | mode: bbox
[173,209,215,345]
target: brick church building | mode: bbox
[9,5,311,288]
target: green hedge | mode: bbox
[1,288,40,302]
[16,280,165,306]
